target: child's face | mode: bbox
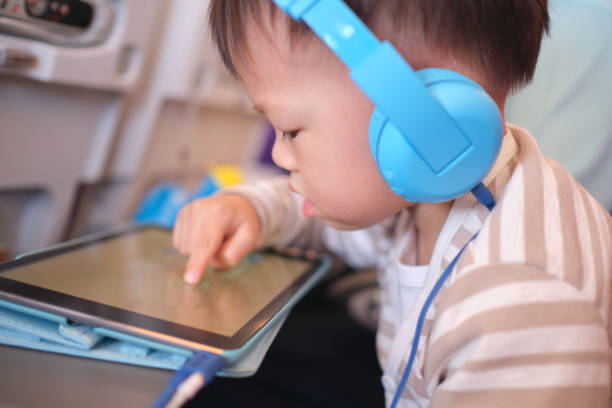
[238,20,408,230]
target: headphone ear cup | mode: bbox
[369,68,503,202]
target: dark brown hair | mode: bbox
[209,0,549,91]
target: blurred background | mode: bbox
[1,0,611,260]
[0,0,278,263]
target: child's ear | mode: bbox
[368,67,502,202]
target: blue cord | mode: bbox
[388,241,468,407]
[152,351,224,408]
[389,183,495,407]
[471,182,496,211]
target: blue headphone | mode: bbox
[273,0,503,202]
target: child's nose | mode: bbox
[271,131,299,172]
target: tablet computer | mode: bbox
[0,226,330,357]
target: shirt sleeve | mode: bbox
[226,176,325,249]
[427,263,610,408]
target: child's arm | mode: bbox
[427,263,609,407]
[225,176,327,250]
[173,176,325,284]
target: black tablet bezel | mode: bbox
[0,226,323,351]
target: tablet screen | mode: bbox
[0,228,313,340]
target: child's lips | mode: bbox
[302,198,317,218]
[288,183,317,218]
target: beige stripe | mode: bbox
[440,257,450,271]
[592,199,612,269]
[494,158,517,197]
[450,226,475,252]
[431,385,609,408]
[541,158,565,280]
[468,324,606,360]
[482,130,519,187]
[521,150,547,268]
[439,362,608,390]
[405,366,429,399]
[455,351,609,373]
[574,182,598,299]
[487,210,501,264]
[444,224,476,271]
[579,187,605,309]
[455,245,475,270]
[418,318,434,343]
[434,264,551,311]
[471,220,491,265]
[395,318,436,399]
[550,162,584,287]
[493,166,508,197]
[426,301,603,381]
[590,198,612,320]
[432,280,599,344]
[441,325,608,374]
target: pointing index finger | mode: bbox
[184,238,221,284]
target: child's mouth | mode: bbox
[302,198,317,218]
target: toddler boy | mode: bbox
[173,1,612,406]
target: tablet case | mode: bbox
[0,297,288,377]
[0,228,331,377]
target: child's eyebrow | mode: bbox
[253,101,295,119]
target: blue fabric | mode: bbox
[153,351,225,408]
[0,303,188,370]
[133,176,219,228]
[0,299,291,375]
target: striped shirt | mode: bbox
[230,124,612,407]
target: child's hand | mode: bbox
[173,194,260,284]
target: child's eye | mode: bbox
[281,130,300,143]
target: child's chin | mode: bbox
[322,217,375,231]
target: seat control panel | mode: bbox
[0,0,115,46]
